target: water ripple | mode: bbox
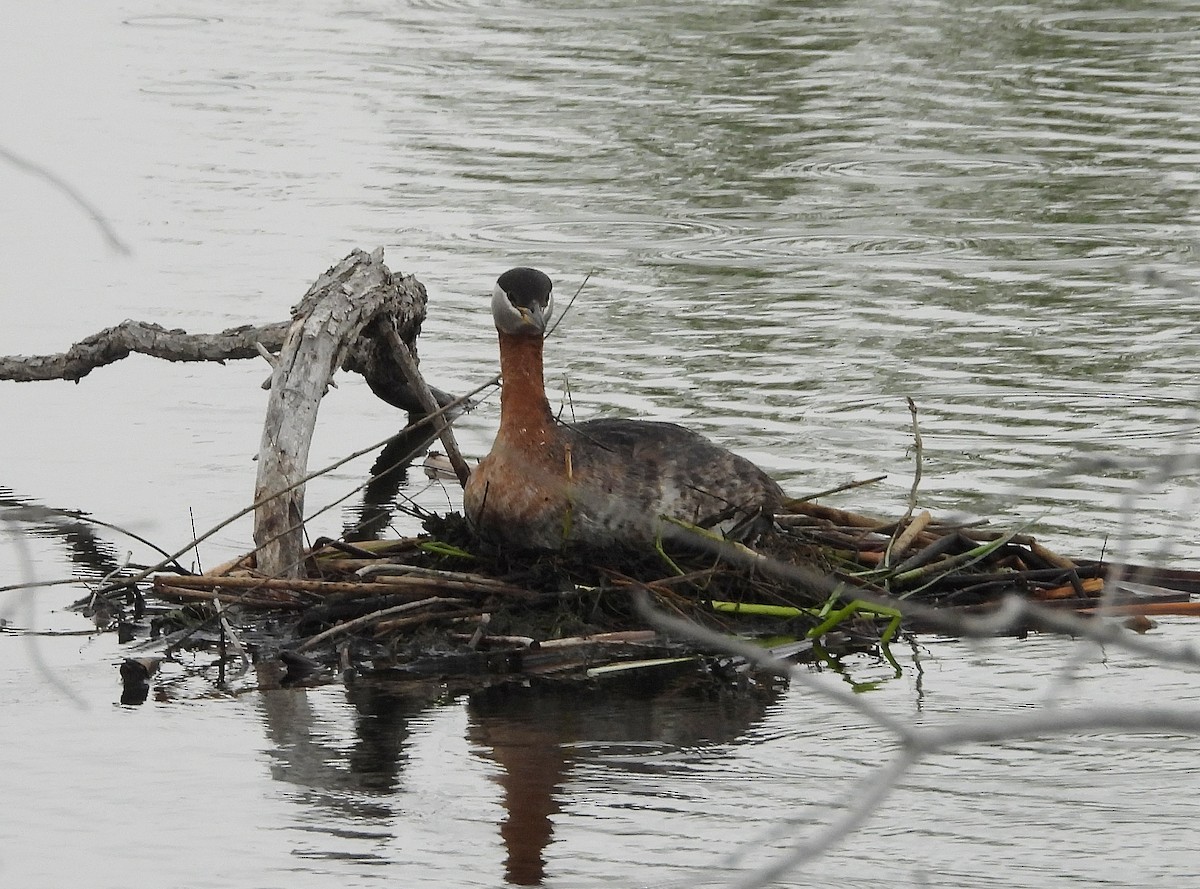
[122,14,222,28]
[1036,9,1200,44]
[784,153,1047,181]
[138,79,253,97]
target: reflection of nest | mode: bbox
[125,496,1199,698]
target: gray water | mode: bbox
[2,1,1199,886]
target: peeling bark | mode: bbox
[0,319,291,383]
[252,248,452,577]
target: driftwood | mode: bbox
[255,250,406,576]
[1,247,468,579]
[251,248,472,576]
[0,319,292,383]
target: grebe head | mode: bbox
[493,267,554,337]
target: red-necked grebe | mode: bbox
[463,267,782,550]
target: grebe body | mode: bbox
[463,268,782,551]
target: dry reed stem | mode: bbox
[154,583,306,610]
[153,566,534,603]
[370,606,488,635]
[889,510,932,557]
[885,396,924,567]
[294,597,468,652]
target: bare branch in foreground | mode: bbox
[636,589,1200,887]
[0,144,130,255]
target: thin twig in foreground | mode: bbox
[0,145,130,255]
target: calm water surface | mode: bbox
[2,1,1199,886]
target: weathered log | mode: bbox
[252,248,462,577]
[0,319,292,383]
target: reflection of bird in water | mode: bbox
[463,267,783,550]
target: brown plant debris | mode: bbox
[86,495,1200,698]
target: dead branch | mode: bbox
[253,248,455,577]
[153,570,535,600]
[0,144,130,255]
[0,319,291,383]
[385,328,472,486]
[0,250,456,419]
[294,597,469,652]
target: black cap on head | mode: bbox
[497,267,553,309]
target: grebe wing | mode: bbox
[564,417,783,526]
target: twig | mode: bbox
[356,563,534,593]
[153,584,307,609]
[370,605,488,635]
[544,271,593,339]
[0,144,130,255]
[782,500,891,531]
[386,327,472,487]
[885,397,923,569]
[156,570,531,601]
[97,372,501,597]
[293,597,467,652]
[0,577,89,594]
[789,474,887,504]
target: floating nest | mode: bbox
[37,251,1196,698]
[94,496,1200,702]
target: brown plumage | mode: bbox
[463,267,783,551]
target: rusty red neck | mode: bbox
[497,332,554,440]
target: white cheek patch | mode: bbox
[491,282,526,332]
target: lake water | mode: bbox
[2,1,1199,886]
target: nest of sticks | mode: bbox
[105,490,1198,699]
